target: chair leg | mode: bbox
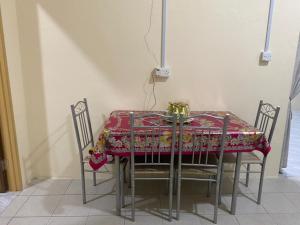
[131,164,135,221]
[115,156,121,216]
[120,166,125,208]
[173,171,177,195]
[218,162,224,205]
[207,179,212,198]
[168,176,173,221]
[128,159,131,188]
[93,172,97,186]
[214,176,220,224]
[176,174,181,220]
[257,156,267,204]
[123,162,127,184]
[231,152,242,214]
[80,163,86,204]
[245,164,250,187]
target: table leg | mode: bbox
[115,155,121,216]
[231,152,242,215]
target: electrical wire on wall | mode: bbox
[144,0,158,110]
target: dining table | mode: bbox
[97,110,271,216]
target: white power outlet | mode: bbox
[154,67,170,77]
[261,50,272,62]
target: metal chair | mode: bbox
[71,98,126,204]
[221,100,280,204]
[129,112,177,222]
[176,113,229,224]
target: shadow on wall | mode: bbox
[22,117,77,180]
[16,0,161,180]
[16,0,50,182]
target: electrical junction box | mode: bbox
[261,51,272,62]
[154,67,170,77]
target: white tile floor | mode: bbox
[1,175,300,225]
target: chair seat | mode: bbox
[222,152,262,164]
[180,153,218,178]
[134,165,170,178]
[181,167,217,177]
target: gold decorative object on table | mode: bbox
[167,102,190,122]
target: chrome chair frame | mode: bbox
[129,112,177,222]
[245,100,280,203]
[71,98,126,204]
[176,113,229,224]
[220,100,280,205]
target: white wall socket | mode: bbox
[154,67,170,77]
[261,50,272,62]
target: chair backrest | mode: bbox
[71,98,94,157]
[254,100,280,144]
[178,113,229,170]
[129,112,177,168]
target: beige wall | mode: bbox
[2,0,300,183]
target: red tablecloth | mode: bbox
[102,110,271,157]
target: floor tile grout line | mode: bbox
[259,199,270,215]
[45,216,88,225]
[12,215,89,218]
[266,213,281,225]
[6,217,14,225]
[17,193,117,197]
[82,215,89,225]
[49,195,65,219]
[0,195,29,218]
[235,213,280,225]
[260,196,295,215]
[233,214,241,225]
[11,195,31,218]
[45,216,52,225]
[281,192,300,212]
[0,195,17,217]
[30,179,73,196]
[63,179,73,195]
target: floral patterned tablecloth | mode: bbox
[101,110,271,157]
